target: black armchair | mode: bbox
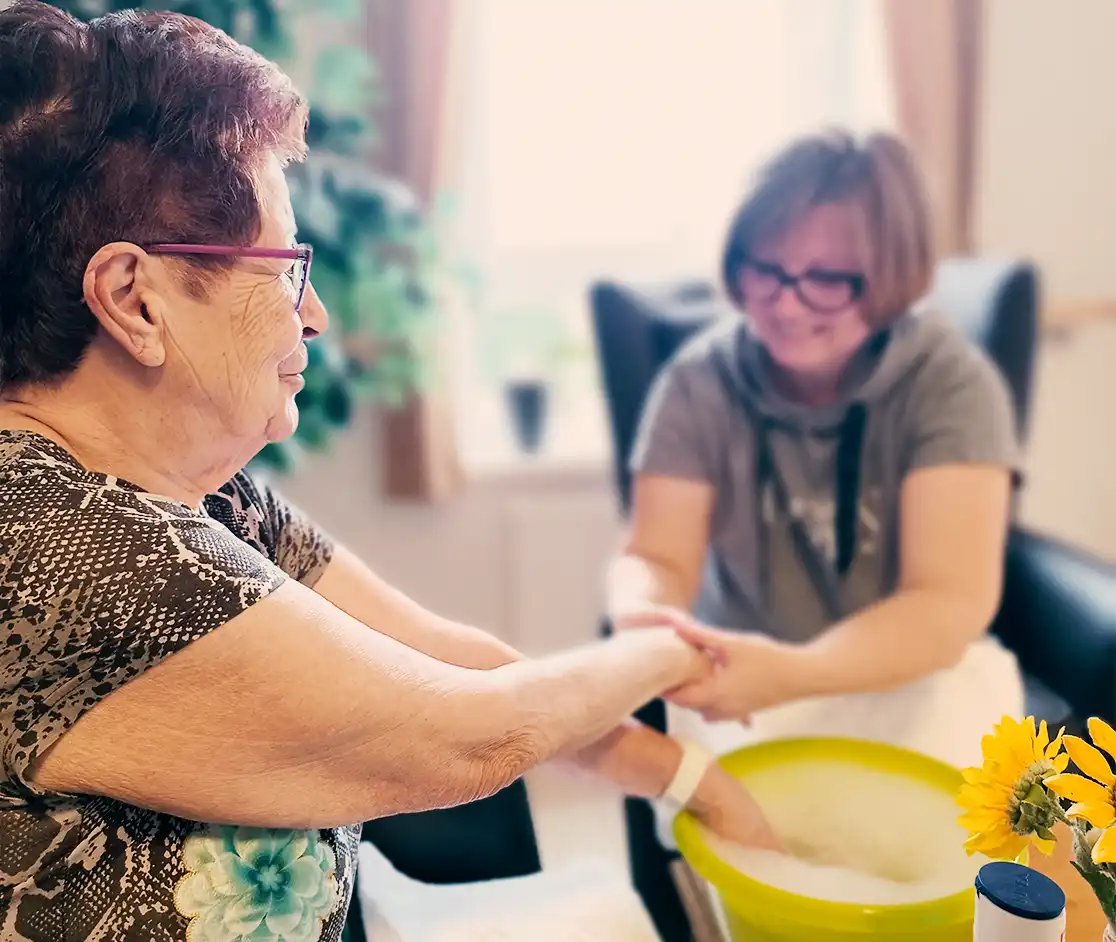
[590,258,1116,941]
[345,781,542,942]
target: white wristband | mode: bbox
[663,739,716,807]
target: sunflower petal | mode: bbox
[1064,736,1116,787]
[958,782,1010,807]
[1012,718,1040,767]
[1033,836,1056,856]
[1047,727,1067,760]
[1065,802,1116,829]
[964,828,1026,861]
[1090,718,1116,763]
[958,810,1004,831]
[1094,827,1116,865]
[1053,753,1070,773]
[1036,720,1051,754]
[1044,773,1114,807]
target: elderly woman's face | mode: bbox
[149,155,328,447]
[739,203,871,381]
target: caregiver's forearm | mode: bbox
[606,553,694,623]
[795,589,992,697]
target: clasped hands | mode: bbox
[617,606,810,723]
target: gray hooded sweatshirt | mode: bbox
[629,309,1020,642]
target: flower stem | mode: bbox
[1070,826,1116,925]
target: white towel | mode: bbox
[655,635,1024,848]
[358,842,661,942]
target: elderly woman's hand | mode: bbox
[688,762,783,852]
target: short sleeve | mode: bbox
[629,360,720,484]
[0,472,286,795]
[903,338,1022,481]
[207,473,335,587]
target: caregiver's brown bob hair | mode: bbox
[720,130,935,330]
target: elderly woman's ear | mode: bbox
[82,243,167,368]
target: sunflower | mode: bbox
[957,715,1068,860]
[1044,717,1116,864]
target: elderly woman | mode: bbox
[0,4,779,940]
[608,131,1024,833]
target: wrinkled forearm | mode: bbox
[335,630,709,819]
[316,549,708,805]
[474,628,707,761]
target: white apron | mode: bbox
[654,635,1024,848]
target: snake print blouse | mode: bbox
[0,430,359,942]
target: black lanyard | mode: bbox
[711,350,868,618]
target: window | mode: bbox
[449,0,896,473]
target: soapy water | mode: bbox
[699,759,986,905]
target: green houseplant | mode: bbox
[52,0,448,472]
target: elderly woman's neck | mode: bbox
[0,384,251,510]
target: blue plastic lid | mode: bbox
[975,862,1066,920]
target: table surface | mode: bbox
[1032,824,1107,941]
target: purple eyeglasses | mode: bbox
[144,243,314,313]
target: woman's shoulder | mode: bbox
[669,318,740,370]
[881,310,1020,468]
[650,319,742,403]
[887,308,1009,397]
[0,429,209,530]
[0,429,283,593]
[0,427,82,482]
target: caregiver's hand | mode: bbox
[688,762,783,852]
[667,620,814,722]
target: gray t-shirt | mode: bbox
[630,310,1020,642]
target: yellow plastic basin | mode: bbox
[673,737,975,942]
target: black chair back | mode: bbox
[589,258,1040,515]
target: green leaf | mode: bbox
[322,381,354,425]
[253,441,297,474]
[311,46,378,117]
[294,410,331,451]
[308,0,363,21]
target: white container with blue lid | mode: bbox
[974,861,1066,941]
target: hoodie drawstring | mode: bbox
[712,352,868,619]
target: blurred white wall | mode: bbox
[980,0,1116,558]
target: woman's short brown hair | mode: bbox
[0,1,308,389]
[720,129,935,329]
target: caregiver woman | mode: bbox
[608,130,1023,776]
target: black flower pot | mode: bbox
[504,379,549,454]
